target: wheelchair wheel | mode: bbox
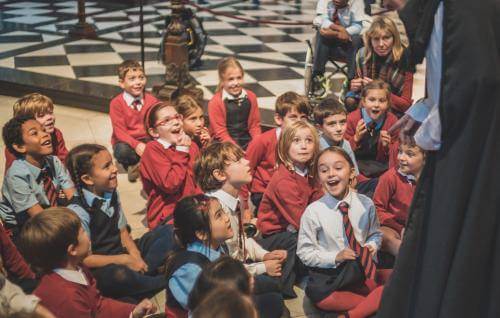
[304,39,314,98]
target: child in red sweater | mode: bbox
[140,102,202,229]
[345,80,399,179]
[244,91,311,212]
[373,139,425,258]
[257,121,323,298]
[175,94,212,149]
[208,57,261,150]
[4,93,68,172]
[20,207,156,318]
[109,60,159,182]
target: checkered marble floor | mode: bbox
[0,0,420,117]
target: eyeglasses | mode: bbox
[154,114,183,127]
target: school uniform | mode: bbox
[4,127,68,172]
[208,89,261,149]
[109,91,158,169]
[0,156,73,236]
[345,108,399,177]
[243,127,279,211]
[68,189,174,302]
[139,138,201,229]
[297,190,381,304]
[373,167,416,234]
[257,164,323,298]
[34,266,135,318]
[319,134,360,175]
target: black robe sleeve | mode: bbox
[378,0,500,317]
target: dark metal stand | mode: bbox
[69,0,97,39]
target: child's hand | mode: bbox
[362,77,373,86]
[366,244,377,256]
[380,130,391,148]
[263,250,287,262]
[199,127,211,146]
[264,259,282,277]
[135,142,146,157]
[335,248,357,263]
[354,119,367,143]
[176,133,192,148]
[350,78,363,92]
[132,299,157,318]
[121,255,148,273]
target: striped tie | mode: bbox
[39,168,58,207]
[338,201,376,280]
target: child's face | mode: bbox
[362,88,389,122]
[398,144,425,176]
[317,151,355,199]
[15,119,53,158]
[208,199,234,244]
[72,227,92,261]
[84,150,118,193]
[320,114,347,144]
[182,108,205,137]
[370,30,394,57]
[275,108,309,129]
[151,106,185,144]
[223,155,252,189]
[221,66,244,97]
[36,110,56,134]
[288,127,315,168]
[119,68,146,98]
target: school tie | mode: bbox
[131,99,142,111]
[38,168,58,207]
[367,121,377,136]
[338,201,376,280]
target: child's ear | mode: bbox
[67,243,77,257]
[148,127,159,139]
[80,174,94,187]
[274,113,283,126]
[118,78,125,89]
[212,169,227,183]
[12,143,27,155]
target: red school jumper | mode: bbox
[345,108,399,164]
[207,90,261,144]
[109,92,159,149]
[34,267,135,318]
[372,167,416,233]
[4,127,68,172]
[0,222,34,279]
[140,140,201,229]
[257,164,323,235]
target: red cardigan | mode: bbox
[390,72,414,114]
[34,267,135,318]
[140,140,202,229]
[373,167,416,233]
[0,223,34,280]
[208,90,261,144]
[109,92,158,148]
[257,165,323,235]
[345,108,399,163]
[245,128,279,195]
[4,127,68,172]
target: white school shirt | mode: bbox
[207,189,268,275]
[297,190,382,269]
[122,91,143,111]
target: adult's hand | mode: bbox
[388,114,421,144]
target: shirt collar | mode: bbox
[82,188,114,212]
[361,108,385,130]
[397,169,417,183]
[294,165,308,177]
[123,91,143,107]
[276,127,281,140]
[207,189,239,212]
[22,158,49,181]
[53,268,88,286]
[222,89,247,101]
[187,241,222,262]
[156,138,173,149]
[324,188,353,210]
[320,134,342,147]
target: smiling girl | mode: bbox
[298,146,388,318]
[140,102,202,229]
[343,16,413,115]
[208,57,261,150]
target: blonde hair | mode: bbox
[364,16,405,63]
[361,79,392,108]
[175,94,204,118]
[217,56,244,92]
[13,93,54,117]
[277,120,319,173]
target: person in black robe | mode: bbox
[377,0,500,317]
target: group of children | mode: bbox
[0,13,425,318]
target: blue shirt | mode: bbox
[315,1,363,36]
[67,188,127,238]
[168,241,223,309]
[361,108,385,131]
[0,156,73,227]
[319,136,360,175]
